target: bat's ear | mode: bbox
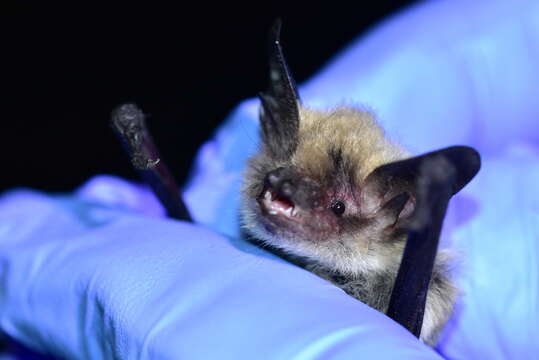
[259,19,301,161]
[360,146,481,229]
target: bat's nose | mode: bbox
[267,167,296,197]
[267,167,288,189]
[265,167,322,209]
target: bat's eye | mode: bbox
[331,200,345,216]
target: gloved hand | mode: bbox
[0,177,440,359]
[2,0,539,359]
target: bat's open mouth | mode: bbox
[259,188,299,219]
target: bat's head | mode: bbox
[240,21,413,274]
[241,21,480,275]
[241,102,415,274]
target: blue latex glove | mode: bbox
[0,177,439,359]
[2,0,539,359]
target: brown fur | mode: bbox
[293,106,405,183]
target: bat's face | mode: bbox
[241,106,413,274]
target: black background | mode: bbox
[2,2,415,193]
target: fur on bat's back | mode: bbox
[306,246,457,346]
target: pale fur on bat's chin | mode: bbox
[241,194,406,276]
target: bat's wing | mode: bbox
[384,146,481,338]
[111,103,193,222]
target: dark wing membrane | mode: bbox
[111,103,193,222]
[382,146,480,337]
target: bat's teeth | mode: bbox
[284,207,293,217]
[260,188,298,219]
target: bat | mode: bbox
[240,20,480,345]
[111,19,480,347]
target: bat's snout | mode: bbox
[261,167,322,215]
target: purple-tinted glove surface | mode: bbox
[0,178,440,359]
[2,0,539,359]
